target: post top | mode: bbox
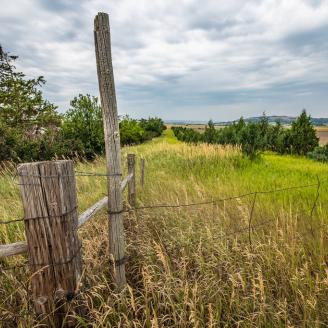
[94,12,110,31]
[17,160,73,170]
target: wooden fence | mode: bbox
[0,12,141,326]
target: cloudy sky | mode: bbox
[1,0,327,121]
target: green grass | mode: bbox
[1,130,328,327]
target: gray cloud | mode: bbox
[0,0,327,120]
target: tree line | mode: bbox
[172,112,327,161]
[0,46,166,162]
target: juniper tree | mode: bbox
[290,110,318,155]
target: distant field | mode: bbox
[168,124,328,145]
[317,126,328,145]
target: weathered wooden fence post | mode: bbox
[17,160,81,326]
[94,12,126,289]
[127,154,136,206]
[140,158,145,188]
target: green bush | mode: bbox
[120,116,145,145]
[61,94,104,160]
[239,122,263,159]
[140,117,166,140]
[289,110,319,155]
[0,122,20,161]
[308,145,328,162]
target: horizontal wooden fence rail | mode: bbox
[121,173,134,192]
[0,166,136,259]
[0,241,27,258]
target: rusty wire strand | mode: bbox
[1,177,328,225]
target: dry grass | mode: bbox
[1,130,328,327]
[316,127,328,146]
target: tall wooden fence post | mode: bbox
[140,158,145,188]
[127,154,136,206]
[17,160,81,327]
[94,12,126,289]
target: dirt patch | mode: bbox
[316,128,328,145]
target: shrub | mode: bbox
[289,110,319,155]
[140,117,166,140]
[308,144,328,162]
[239,122,263,159]
[0,122,19,161]
[172,110,319,160]
[61,94,104,160]
[120,116,145,145]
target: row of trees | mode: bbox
[172,112,319,159]
[0,46,165,162]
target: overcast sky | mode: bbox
[1,0,327,121]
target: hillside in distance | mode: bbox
[231,116,328,126]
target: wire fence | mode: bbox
[1,175,327,225]
[0,172,327,323]
[1,175,327,271]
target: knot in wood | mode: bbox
[54,288,65,301]
[36,296,48,306]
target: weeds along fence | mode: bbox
[0,162,327,325]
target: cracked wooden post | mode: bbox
[17,160,81,327]
[94,12,126,289]
[140,158,145,188]
[127,154,136,206]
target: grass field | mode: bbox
[1,129,328,327]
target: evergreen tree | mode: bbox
[290,110,318,155]
[239,123,263,159]
[258,112,269,149]
[204,120,217,144]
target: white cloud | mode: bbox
[0,0,327,120]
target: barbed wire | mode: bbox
[1,174,327,323]
[75,171,122,177]
[1,177,327,225]
[0,262,28,272]
[121,177,327,213]
[0,217,24,224]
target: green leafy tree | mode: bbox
[139,117,166,139]
[290,110,319,155]
[0,46,61,128]
[0,121,19,161]
[120,116,145,145]
[62,94,104,159]
[0,46,61,162]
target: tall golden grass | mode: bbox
[1,130,328,327]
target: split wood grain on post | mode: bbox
[140,158,145,188]
[127,154,136,207]
[17,160,81,326]
[94,12,126,289]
